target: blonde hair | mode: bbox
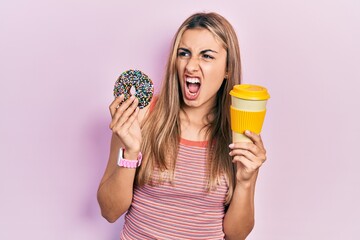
[137,12,241,204]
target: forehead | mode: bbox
[179,28,224,50]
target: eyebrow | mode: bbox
[178,47,218,54]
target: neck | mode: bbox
[180,102,215,142]
[182,109,206,124]
[182,96,216,121]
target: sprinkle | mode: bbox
[113,69,154,109]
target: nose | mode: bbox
[185,56,200,73]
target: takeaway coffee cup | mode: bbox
[230,84,270,142]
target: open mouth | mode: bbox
[185,77,201,97]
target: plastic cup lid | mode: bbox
[230,84,270,100]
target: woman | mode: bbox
[97,12,267,240]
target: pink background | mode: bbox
[1,0,359,239]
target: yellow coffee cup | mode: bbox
[230,84,270,142]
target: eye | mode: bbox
[178,50,190,58]
[202,53,214,60]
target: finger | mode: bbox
[233,155,262,171]
[119,107,140,133]
[244,130,262,145]
[109,95,125,117]
[110,95,134,129]
[244,130,266,152]
[229,142,266,164]
[229,148,256,159]
[113,107,139,139]
[244,130,260,143]
[116,95,136,115]
[229,142,259,155]
[112,97,138,129]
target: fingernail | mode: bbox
[229,143,234,148]
[245,130,251,135]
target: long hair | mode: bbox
[137,12,242,204]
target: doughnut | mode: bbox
[113,69,154,109]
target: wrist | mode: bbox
[117,148,142,168]
[123,145,141,157]
[124,150,140,160]
[236,180,255,190]
[237,172,258,188]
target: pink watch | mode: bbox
[117,148,142,168]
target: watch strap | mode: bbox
[117,147,142,168]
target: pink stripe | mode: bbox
[120,142,228,240]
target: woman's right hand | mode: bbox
[109,95,142,155]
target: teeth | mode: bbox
[186,77,200,84]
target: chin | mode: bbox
[184,97,209,109]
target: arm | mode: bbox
[97,95,149,223]
[223,131,267,240]
[97,134,138,222]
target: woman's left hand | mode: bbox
[229,130,267,183]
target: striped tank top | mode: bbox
[120,138,229,239]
